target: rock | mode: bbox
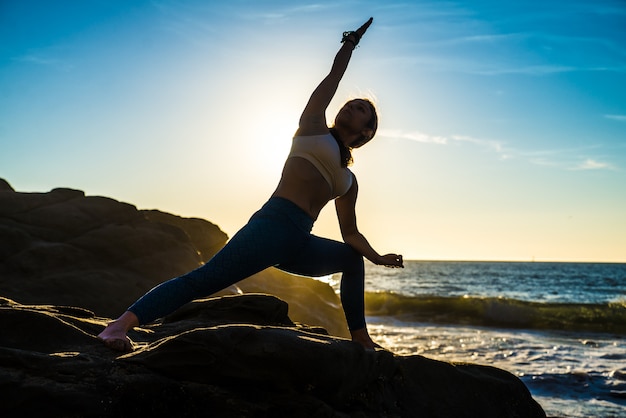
[0,178,546,417]
[0,178,14,191]
[142,209,227,262]
[225,267,351,338]
[0,178,350,336]
[0,294,546,418]
[0,179,227,318]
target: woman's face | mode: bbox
[335,99,373,134]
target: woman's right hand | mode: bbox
[344,17,373,46]
[355,17,373,38]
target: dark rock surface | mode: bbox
[0,180,227,317]
[0,179,546,417]
[1,294,545,418]
[0,178,351,336]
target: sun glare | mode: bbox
[247,108,299,178]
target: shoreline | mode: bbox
[367,317,626,418]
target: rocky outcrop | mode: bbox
[0,294,546,418]
[0,178,14,191]
[0,179,350,336]
[0,179,546,417]
[0,180,227,317]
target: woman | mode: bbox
[98,17,403,352]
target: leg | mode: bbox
[129,214,308,324]
[99,206,309,351]
[278,235,379,349]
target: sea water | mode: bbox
[328,261,626,418]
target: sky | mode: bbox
[1,0,625,262]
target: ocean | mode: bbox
[327,261,626,418]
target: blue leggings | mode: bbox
[128,197,366,330]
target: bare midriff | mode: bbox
[271,157,333,220]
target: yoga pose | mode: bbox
[98,17,403,351]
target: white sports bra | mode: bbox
[287,133,353,198]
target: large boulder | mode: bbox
[0,180,227,317]
[0,294,546,418]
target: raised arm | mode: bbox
[297,18,373,136]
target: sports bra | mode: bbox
[287,133,353,198]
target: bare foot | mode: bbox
[98,325,133,352]
[350,328,383,351]
[97,311,139,352]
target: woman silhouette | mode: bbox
[98,17,403,351]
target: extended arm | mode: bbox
[297,18,373,136]
[335,176,404,268]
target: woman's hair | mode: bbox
[331,99,378,167]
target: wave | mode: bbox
[365,292,626,334]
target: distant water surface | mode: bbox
[363,261,626,304]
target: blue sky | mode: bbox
[1,0,625,261]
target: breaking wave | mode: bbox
[365,292,626,334]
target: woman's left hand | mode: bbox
[378,253,404,268]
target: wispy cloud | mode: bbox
[239,3,338,24]
[471,65,576,76]
[389,1,626,77]
[152,1,219,45]
[379,129,509,159]
[572,159,616,171]
[472,64,626,76]
[519,144,621,171]
[382,51,626,77]
[13,53,74,72]
[605,114,626,122]
[450,134,505,154]
[378,129,447,144]
[380,128,619,171]
[410,33,525,48]
[530,155,617,171]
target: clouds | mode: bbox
[574,159,615,171]
[378,129,506,156]
[380,129,619,171]
[378,129,447,145]
[13,53,75,72]
[372,0,625,175]
[378,0,626,78]
[399,30,626,76]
